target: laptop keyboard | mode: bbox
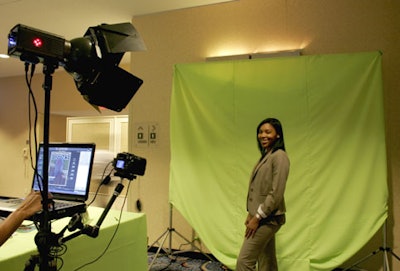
[51,200,81,210]
[3,198,23,206]
[0,198,79,210]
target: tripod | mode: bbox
[147,203,213,270]
[343,220,400,271]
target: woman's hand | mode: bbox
[245,215,260,239]
[16,191,43,218]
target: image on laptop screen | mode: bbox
[32,143,96,201]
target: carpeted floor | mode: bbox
[148,252,230,271]
[148,252,363,270]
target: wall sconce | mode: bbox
[206,49,301,61]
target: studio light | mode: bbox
[7,22,147,271]
[7,22,146,112]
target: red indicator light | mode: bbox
[32,37,43,48]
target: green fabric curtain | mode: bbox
[169,51,387,270]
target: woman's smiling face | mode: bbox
[257,123,279,152]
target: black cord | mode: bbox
[51,245,66,271]
[24,63,39,172]
[24,62,45,197]
[87,162,114,207]
[72,180,131,271]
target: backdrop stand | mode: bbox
[343,220,399,271]
[147,203,213,270]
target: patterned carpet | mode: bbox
[148,252,230,271]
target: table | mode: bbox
[0,207,148,270]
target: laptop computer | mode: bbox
[0,142,96,220]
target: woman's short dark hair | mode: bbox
[256,118,286,154]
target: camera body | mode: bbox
[113,152,146,180]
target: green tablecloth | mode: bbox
[0,206,148,270]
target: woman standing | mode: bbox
[236,118,290,271]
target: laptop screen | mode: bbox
[33,143,96,201]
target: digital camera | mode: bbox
[113,152,146,180]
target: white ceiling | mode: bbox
[0,0,234,78]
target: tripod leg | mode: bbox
[148,203,216,270]
[148,228,169,249]
[343,248,382,271]
[148,229,171,270]
[172,229,214,261]
[388,248,400,261]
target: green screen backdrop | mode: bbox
[169,51,387,270]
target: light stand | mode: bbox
[148,203,213,270]
[343,220,400,271]
[22,60,65,271]
[34,60,59,271]
[7,22,146,271]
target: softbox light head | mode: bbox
[85,22,146,54]
[76,65,143,112]
[64,22,146,112]
[7,22,146,112]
